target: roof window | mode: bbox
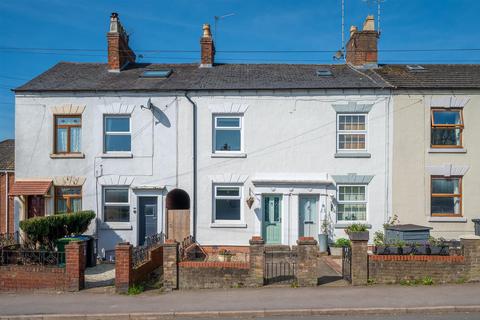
[316,69,333,77]
[406,65,426,72]
[141,70,172,78]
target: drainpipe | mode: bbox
[4,171,8,233]
[184,92,197,239]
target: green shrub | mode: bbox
[19,211,95,249]
[422,276,434,285]
[333,238,351,247]
[373,230,385,246]
[127,284,144,295]
[346,223,368,233]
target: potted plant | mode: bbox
[329,238,350,257]
[412,242,428,255]
[345,223,369,241]
[427,237,449,255]
[318,218,329,253]
[218,249,235,262]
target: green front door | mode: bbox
[299,195,319,238]
[263,195,282,244]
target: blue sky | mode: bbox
[1,0,480,140]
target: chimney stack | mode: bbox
[107,13,136,72]
[200,24,215,68]
[345,15,379,67]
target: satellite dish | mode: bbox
[141,98,153,110]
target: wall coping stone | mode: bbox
[369,255,465,262]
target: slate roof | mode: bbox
[13,62,391,92]
[0,139,14,171]
[375,64,480,89]
[13,62,480,92]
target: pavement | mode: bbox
[85,263,115,289]
[1,283,480,319]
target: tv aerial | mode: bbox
[214,13,235,41]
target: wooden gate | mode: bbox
[166,209,190,241]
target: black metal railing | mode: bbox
[342,246,352,283]
[0,232,19,248]
[0,249,65,267]
[264,248,297,284]
[132,232,165,268]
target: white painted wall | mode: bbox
[178,90,393,246]
[15,88,393,250]
[14,93,179,253]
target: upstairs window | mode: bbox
[55,187,82,213]
[55,116,81,154]
[431,177,462,216]
[431,109,463,148]
[337,114,367,151]
[104,115,131,152]
[213,116,243,153]
[214,185,242,222]
[103,187,130,222]
[337,185,367,222]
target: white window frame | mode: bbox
[336,184,368,223]
[213,115,244,154]
[103,186,130,222]
[104,115,132,153]
[212,184,244,224]
[336,113,368,152]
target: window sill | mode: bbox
[429,148,467,154]
[50,153,85,159]
[100,222,133,230]
[210,223,247,228]
[100,153,133,159]
[334,223,372,229]
[211,153,247,158]
[428,216,467,223]
[334,152,371,158]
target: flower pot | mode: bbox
[429,245,449,255]
[401,246,414,255]
[318,234,328,253]
[329,246,343,257]
[412,245,428,255]
[348,231,369,241]
[375,245,400,255]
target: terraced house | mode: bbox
[11,13,479,255]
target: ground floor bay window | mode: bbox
[336,185,367,222]
[103,187,130,222]
[431,177,462,216]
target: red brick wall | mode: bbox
[133,245,164,284]
[0,242,85,291]
[0,172,14,234]
[368,254,467,284]
[0,265,66,291]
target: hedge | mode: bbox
[19,211,95,249]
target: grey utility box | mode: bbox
[385,224,432,244]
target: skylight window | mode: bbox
[141,70,172,78]
[406,65,426,72]
[316,69,333,76]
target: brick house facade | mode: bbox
[0,139,14,234]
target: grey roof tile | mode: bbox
[14,62,391,92]
[0,139,14,171]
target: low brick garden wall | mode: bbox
[369,255,467,284]
[179,261,250,289]
[0,241,85,292]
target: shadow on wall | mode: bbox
[152,105,171,128]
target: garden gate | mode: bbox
[342,246,352,283]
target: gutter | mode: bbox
[184,92,197,239]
